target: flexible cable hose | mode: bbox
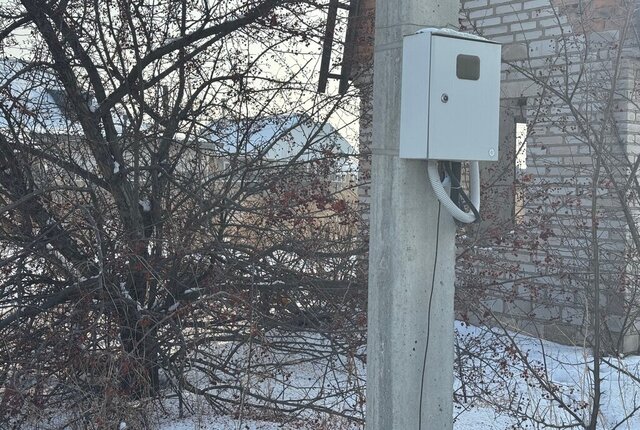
[427,160,480,223]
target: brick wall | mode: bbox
[351,0,375,222]
[459,0,640,352]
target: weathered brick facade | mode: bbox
[356,0,640,352]
[460,0,640,352]
[351,0,375,222]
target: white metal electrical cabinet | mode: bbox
[399,28,501,161]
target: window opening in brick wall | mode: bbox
[514,121,528,224]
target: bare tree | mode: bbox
[0,0,366,427]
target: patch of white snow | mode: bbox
[139,199,151,212]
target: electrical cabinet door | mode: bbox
[427,35,501,161]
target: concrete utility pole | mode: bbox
[366,2,459,430]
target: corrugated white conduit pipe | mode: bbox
[427,160,480,224]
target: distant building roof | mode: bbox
[0,59,356,173]
[207,114,357,171]
[0,58,84,134]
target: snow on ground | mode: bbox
[25,322,640,429]
[158,415,296,430]
[152,322,640,429]
[453,322,640,429]
[157,411,362,430]
[453,406,516,430]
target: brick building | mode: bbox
[352,0,640,352]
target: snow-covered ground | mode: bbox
[22,322,640,429]
[150,322,640,429]
[454,322,640,429]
